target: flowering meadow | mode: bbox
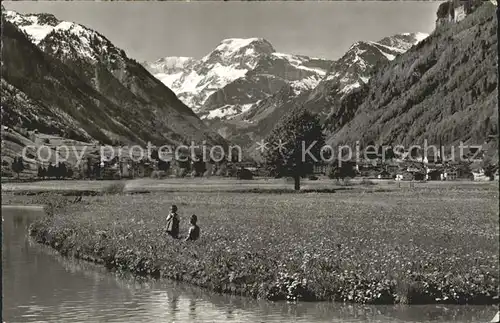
[25,183,499,304]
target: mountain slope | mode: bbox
[3,10,225,147]
[2,15,120,144]
[325,2,497,153]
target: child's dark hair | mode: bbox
[171,204,178,211]
[190,214,197,224]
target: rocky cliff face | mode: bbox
[436,0,485,27]
[3,9,225,147]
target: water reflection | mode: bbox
[2,207,497,323]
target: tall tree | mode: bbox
[59,162,68,179]
[47,163,55,179]
[263,108,325,190]
[54,163,61,179]
[151,148,170,172]
[191,155,206,177]
[37,165,46,179]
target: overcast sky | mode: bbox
[5,1,441,62]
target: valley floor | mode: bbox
[1,177,496,194]
[2,179,499,304]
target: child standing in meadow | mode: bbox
[185,214,200,241]
[166,205,180,239]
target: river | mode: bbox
[2,207,497,323]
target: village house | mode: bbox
[406,164,425,174]
[469,161,494,181]
[426,168,442,181]
[441,169,458,181]
[377,170,392,179]
[355,157,394,178]
[395,171,416,181]
[437,160,474,180]
[423,157,445,180]
[313,164,328,175]
[472,168,489,181]
[395,161,427,181]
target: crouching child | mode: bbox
[185,214,200,241]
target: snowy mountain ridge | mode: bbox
[146,33,427,122]
[145,38,332,116]
[4,10,120,63]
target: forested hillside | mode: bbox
[325,2,497,157]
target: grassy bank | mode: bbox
[19,183,500,305]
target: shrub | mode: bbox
[215,164,228,176]
[175,168,188,178]
[237,168,253,180]
[72,169,82,180]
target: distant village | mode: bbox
[313,144,499,182]
[7,147,500,183]
[1,126,499,182]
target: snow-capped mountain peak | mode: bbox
[214,37,273,53]
[216,37,264,50]
[4,11,59,44]
[5,10,122,63]
[202,38,275,63]
[144,37,330,115]
[144,32,425,124]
